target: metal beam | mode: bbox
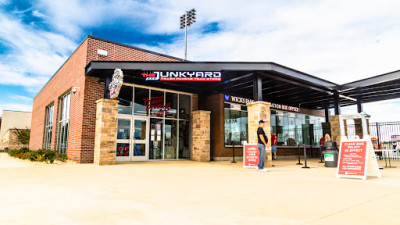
[357,98,363,113]
[334,92,341,115]
[253,73,263,101]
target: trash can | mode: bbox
[4,147,9,153]
[322,142,338,167]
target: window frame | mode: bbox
[43,103,54,150]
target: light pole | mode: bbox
[180,8,196,60]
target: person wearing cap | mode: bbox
[257,120,269,172]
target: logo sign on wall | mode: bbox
[243,144,260,168]
[224,94,300,112]
[270,103,299,112]
[141,71,222,81]
[337,136,381,180]
[109,68,124,99]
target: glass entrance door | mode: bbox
[131,117,149,161]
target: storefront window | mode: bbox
[134,87,149,115]
[117,85,191,161]
[164,120,177,159]
[149,118,163,159]
[57,92,70,154]
[117,119,130,140]
[43,104,54,150]
[118,85,132,114]
[179,120,190,159]
[270,110,324,146]
[224,103,248,146]
[179,94,191,120]
[150,90,164,117]
[165,92,177,119]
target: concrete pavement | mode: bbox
[0,152,399,225]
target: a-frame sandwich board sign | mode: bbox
[336,113,381,180]
[336,136,381,180]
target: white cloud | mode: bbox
[0,12,76,92]
[8,94,32,102]
[0,0,399,122]
[0,103,32,117]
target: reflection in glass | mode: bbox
[116,143,130,157]
[117,85,133,114]
[179,94,191,120]
[117,119,130,139]
[179,121,190,159]
[134,120,146,140]
[224,106,248,145]
[149,119,163,159]
[150,90,164,117]
[133,144,145,156]
[134,87,149,115]
[165,120,177,159]
[165,92,178,118]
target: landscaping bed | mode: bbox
[8,147,68,164]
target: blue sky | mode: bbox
[0,0,400,121]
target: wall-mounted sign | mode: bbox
[141,71,221,81]
[109,68,124,99]
[224,95,254,104]
[270,103,300,112]
[224,94,300,112]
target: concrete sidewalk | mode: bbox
[0,152,399,225]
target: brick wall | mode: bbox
[30,36,182,163]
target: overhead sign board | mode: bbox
[337,136,381,180]
[141,71,221,81]
[224,95,300,112]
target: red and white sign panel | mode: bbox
[337,141,367,177]
[243,144,259,168]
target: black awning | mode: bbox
[85,61,400,110]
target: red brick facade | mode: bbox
[30,36,181,163]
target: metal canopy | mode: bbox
[338,69,400,107]
[85,61,400,110]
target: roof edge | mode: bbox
[87,35,186,62]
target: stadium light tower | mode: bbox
[180,8,196,60]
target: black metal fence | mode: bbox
[347,122,400,160]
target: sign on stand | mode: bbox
[243,144,259,168]
[337,136,381,180]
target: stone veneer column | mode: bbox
[247,101,272,167]
[94,99,119,165]
[330,115,347,144]
[191,110,211,162]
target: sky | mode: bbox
[0,0,399,122]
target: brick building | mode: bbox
[31,35,398,165]
[30,36,182,163]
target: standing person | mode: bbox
[257,120,269,172]
[271,132,278,160]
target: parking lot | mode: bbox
[1,152,400,225]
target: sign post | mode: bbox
[336,113,381,180]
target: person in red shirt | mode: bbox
[271,133,278,160]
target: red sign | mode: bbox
[243,144,259,167]
[338,141,367,176]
